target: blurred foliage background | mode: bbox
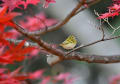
[2,0,120,84]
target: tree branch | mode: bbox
[12,20,120,66]
[64,52,120,64]
[45,50,120,66]
[12,20,65,59]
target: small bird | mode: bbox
[47,54,60,66]
[60,35,77,49]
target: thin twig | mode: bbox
[94,10,117,31]
[66,35,120,55]
[111,25,120,35]
[101,26,105,40]
[98,21,105,40]
[105,18,116,30]
[94,10,120,35]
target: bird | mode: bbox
[60,35,77,49]
[46,54,60,66]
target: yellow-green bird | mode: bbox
[60,35,77,49]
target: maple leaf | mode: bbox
[98,12,119,19]
[0,7,21,64]
[0,67,28,84]
[0,78,21,84]
[43,0,56,8]
[28,48,40,58]
[114,0,120,4]
[1,0,24,12]
[0,68,7,74]
[10,67,23,77]
[98,1,120,19]
[109,4,120,11]
[54,73,77,84]
[7,29,21,39]
[19,12,57,31]
[1,40,35,63]
[0,31,14,47]
[0,29,19,49]
[0,58,13,64]
[9,40,35,62]
[40,76,51,84]
[54,73,70,80]
[23,0,41,9]
[0,6,21,31]
[109,74,120,84]
[29,70,44,79]
[1,0,41,11]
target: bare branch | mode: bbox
[98,21,105,40]
[64,52,120,64]
[101,26,105,40]
[47,51,120,66]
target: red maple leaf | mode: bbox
[0,6,21,31]
[98,12,119,19]
[1,0,41,11]
[1,40,35,63]
[19,12,57,31]
[1,0,24,12]
[98,1,120,19]
[0,31,14,48]
[40,76,51,84]
[0,67,28,84]
[114,0,120,4]
[43,0,56,8]
[29,70,44,79]
[23,0,41,9]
